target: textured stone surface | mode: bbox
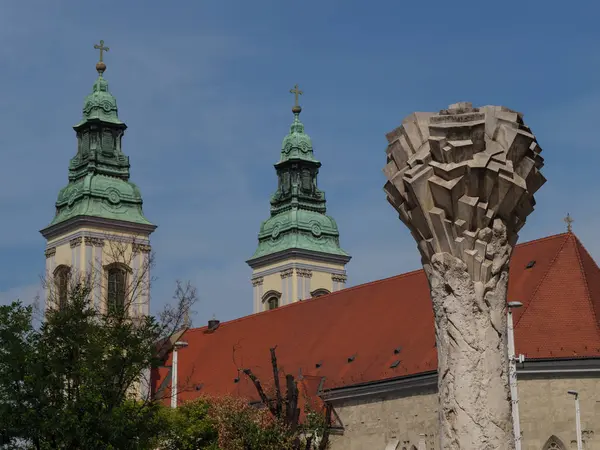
[383,103,545,449]
[328,377,600,450]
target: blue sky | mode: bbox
[0,0,598,324]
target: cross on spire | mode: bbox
[564,213,574,232]
[290,84,303,109]
[94,40,109,62]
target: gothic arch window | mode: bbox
[542,436,566,450]
[310,288,330,298]
[262,290,281,311]
[53,265,71,309]
[105,263,130,314]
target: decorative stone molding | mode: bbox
[132,243,152,254]
[331,274,347,283]
[69,237,83,248]
[44,247,56,258]
[280,268,294,279]
[251,276,264,287]
[84,236,105,247]
[383,103,545,283]
[296,268,313,278]
[383,103,546,448]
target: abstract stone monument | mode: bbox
[383,103,545,449]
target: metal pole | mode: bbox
[171,347,178,409]
[575,395,583,450]
[507,302,522,450]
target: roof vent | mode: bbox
[233,377,240,384]
[208,315,220,331]
[347,354,356,363]
[390,360,401,369]
[394,346,402,355]
[195,383,204,391]
[526,260,536,269]
[315,360,323,368]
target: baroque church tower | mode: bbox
[247,86,351,313]
[40,42,156,316]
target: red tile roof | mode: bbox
[152,232,600,405]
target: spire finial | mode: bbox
[564,213,574,232]
[93,40,110,74]
[290,84,303,114]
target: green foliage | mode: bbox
[158,399,219,450]
[0,284,169,449]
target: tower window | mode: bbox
[310,288,330,298]
[267,297,279,310]
[107,265,128,314]
[54,265,71,309]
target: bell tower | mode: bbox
[247,86,351,313]
[40,41,156,316]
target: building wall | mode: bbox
[329,376,600,450]
[251,257,348,313]
[44,226,152,317]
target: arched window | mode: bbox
[267,297,279,310]
[54,265,71,309]
[106,264,129,314]
[542,436,566,450]
[310,288,330,298]
[262,290,281,311]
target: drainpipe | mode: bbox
[171,341,188,408]
[568,390,583,450]
[507,301,524,450]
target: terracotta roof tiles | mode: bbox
[152,232,600,405]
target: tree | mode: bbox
[0,237,197,449]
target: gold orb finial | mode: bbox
[93,40,109,74]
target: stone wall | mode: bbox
[329,376,600,450]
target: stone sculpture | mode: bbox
[383,103,545,449]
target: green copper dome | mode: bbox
[279,113,319,164]
[249,102,349,262]
[75,75,123,126]
[47,63,153,228]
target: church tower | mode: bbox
[40,41,156,317]
[247,86,351,313]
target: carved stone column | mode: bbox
[383,103,545,449]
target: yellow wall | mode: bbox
[251,256,348,313]
[44,226,152,317]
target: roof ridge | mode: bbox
[186,269,426,333]
[571,234,600,335]
[514,232,570,328]
[187,235,570,334]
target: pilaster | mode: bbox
[280,268,294,305]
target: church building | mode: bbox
[40,45,155,320]
[153,94,600,449]
[39,45,600,450]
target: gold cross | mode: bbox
[564,213,574,232]
[290,84,303,107]
[94,40,109,62]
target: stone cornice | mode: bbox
[331,274,347,283]
[132,243,152,254]
[40,215,157,241]
[280,268,294,279]
[69,237,83,248]
[45,230,150,250]
[320,358,600,402]
[252,261,346,278]
[84,236,105,247]
[247,247,351,270]
[296,268,312,278]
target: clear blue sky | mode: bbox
[0,0,598,324]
